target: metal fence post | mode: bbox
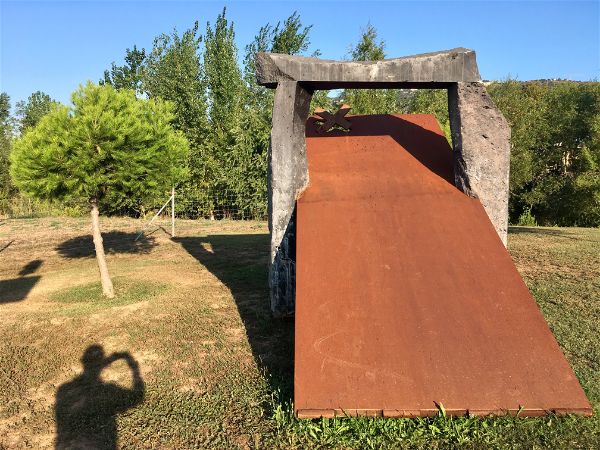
[171,186,175,237]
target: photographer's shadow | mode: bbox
[54,345,145,450]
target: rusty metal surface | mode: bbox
[294,114,592,418]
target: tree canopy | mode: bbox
[0,93,14,209]
[11,82,188,211]
[341,24,398,115]
[15,91,57,133]
[488,80,600,226]
[101,45,147,95]
[411,80,600,226]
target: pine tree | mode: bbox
[11,83,189,297]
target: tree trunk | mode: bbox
[90,199,114,298]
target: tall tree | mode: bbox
[265,12,329,111]
[238,12,320,217]
[144,23,207,145]
[143,22,209,207]
[15,91,57,133]
[271,11,312,55]
[203,8,245,212]
[0,93,14,209]
[101,45,147,95]
[11,83,189,297]
[242,12,316,114]
[238,25,278,218]
[342,24,398,114]
[204,8,243,137]
[243,24,273,113]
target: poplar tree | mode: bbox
[0,93,13,209]
[101,45,147,95]
[11,83,189,297]
[144,24,207,147]
[203,8,245,213]
[342,24,398,114]
[238,12,317,216]
[15,91,57,133]
[144,23,209,207]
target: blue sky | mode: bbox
[1,0,598,107]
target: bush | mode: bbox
[517,208,538,226]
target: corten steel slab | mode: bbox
[294,114,592,418]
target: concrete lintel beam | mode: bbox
[256,48,481,88]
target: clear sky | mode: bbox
[1,0,598,106]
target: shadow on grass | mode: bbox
[0,259,43,304]
[55,345,144,450]
[19,259,43,275]
[173,234,295,403]
[0,276,42,304]
[508,226,594,241]
[56,232,157,258]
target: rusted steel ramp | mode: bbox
[294,114,592,418]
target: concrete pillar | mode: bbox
[448,82,511,246]
[269,81,312,317]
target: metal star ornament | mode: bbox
[314,104,352,133]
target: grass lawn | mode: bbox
[0,217,598,449]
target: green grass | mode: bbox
[0,220,598,449]
[49,278,168,316]
[268,409,599,449]
[51,278,167,304]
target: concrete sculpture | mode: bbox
[256,48,511,316]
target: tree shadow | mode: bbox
[56,232,157,258]
[55,345,145,450]
[0,259,43,304]
[19,259,43,276]
[173,234,295,403]
[306,114,456,186]
[508,226,595,242]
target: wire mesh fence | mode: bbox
[0,189,269,222]
[0,196,87,220]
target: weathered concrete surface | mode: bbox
[257,48,480,88]
[269,81,312,317]
[448,82,511,245]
